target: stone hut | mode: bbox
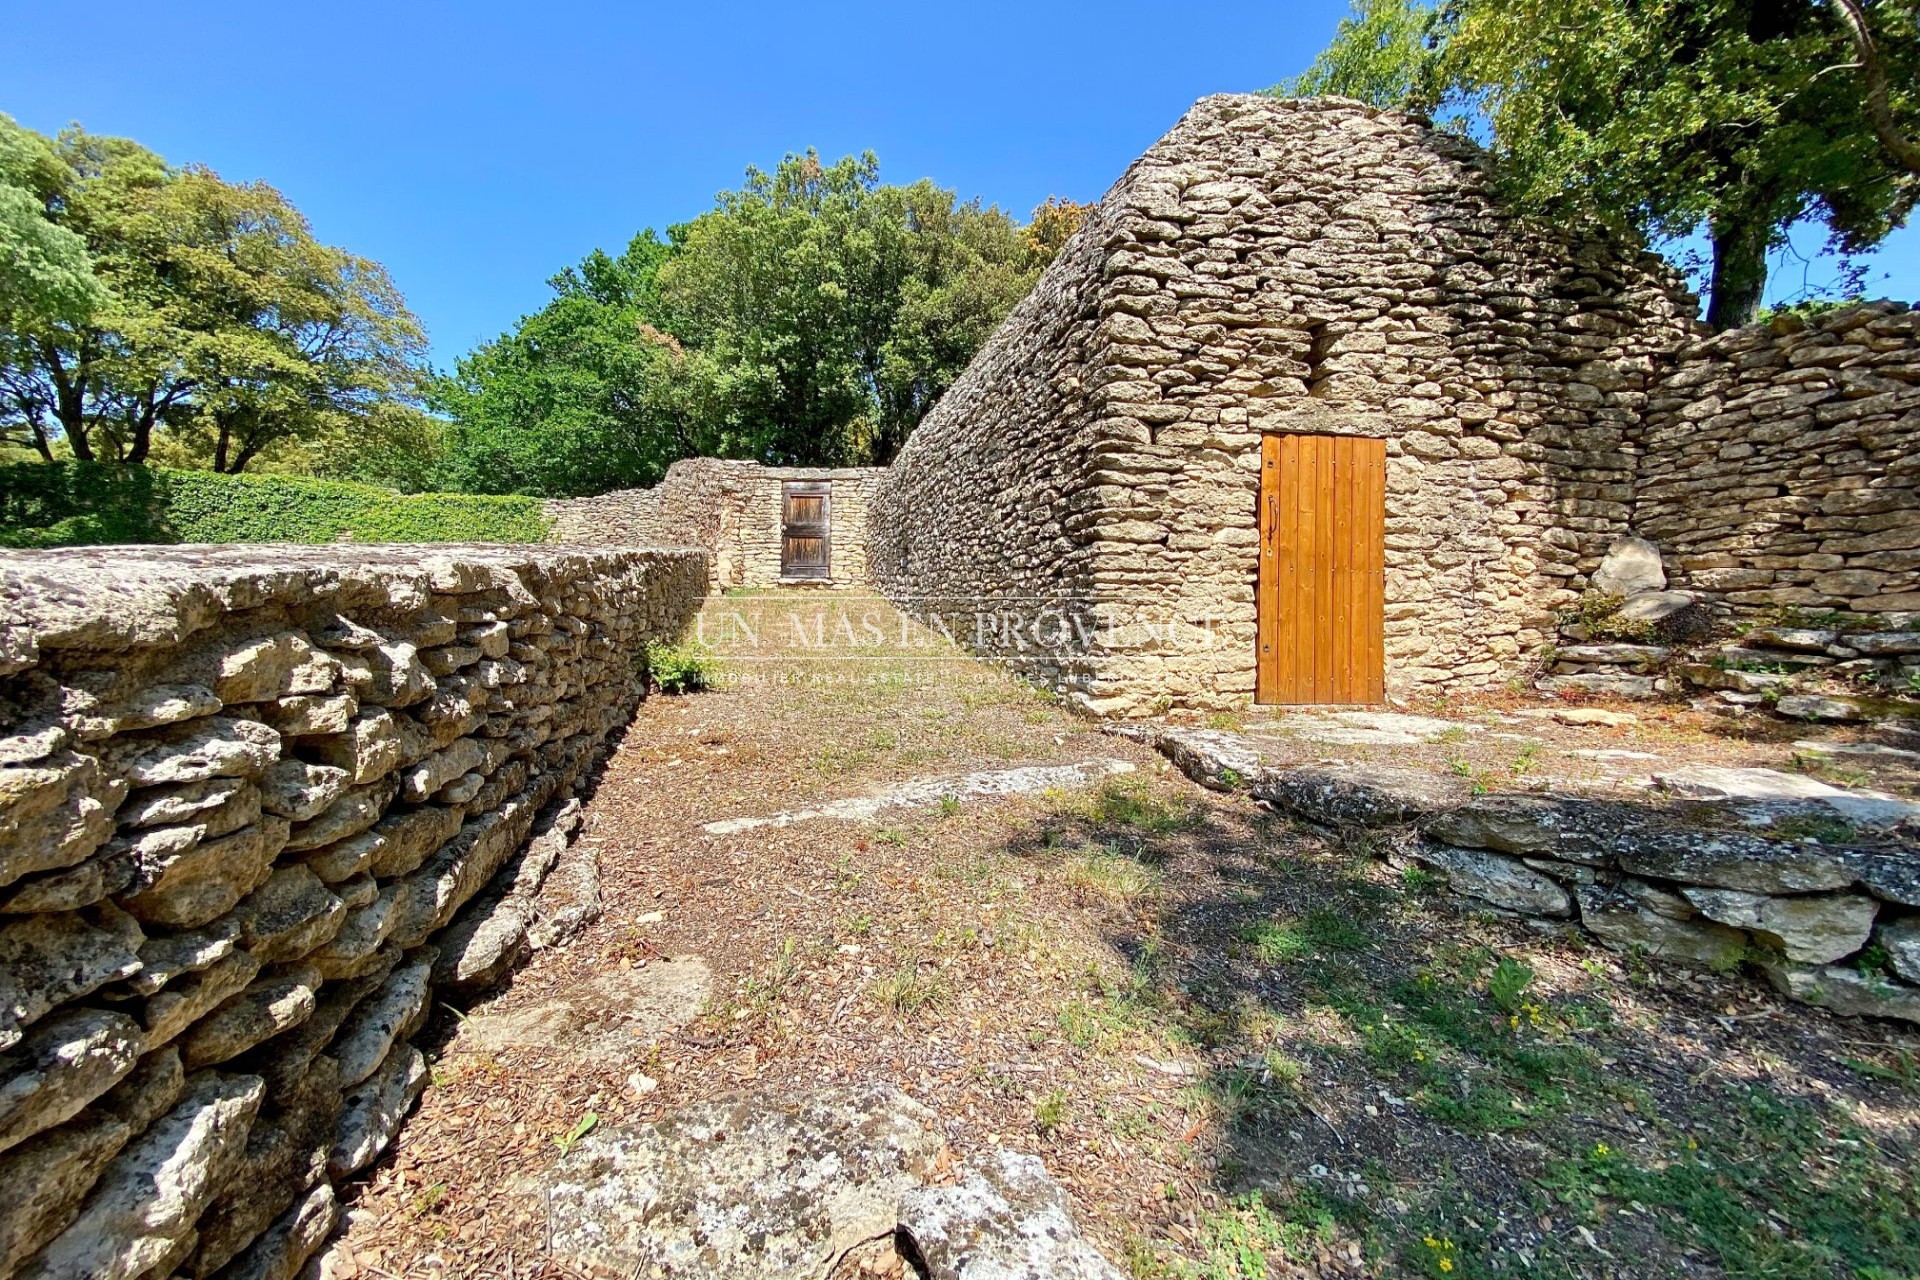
[547,458,883,592]
[865,94,1705,715]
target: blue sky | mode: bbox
[3,0,1914,369]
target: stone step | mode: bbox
[1713,645,1833,669]
[1775,692,1920,723]
[1552,643,1671,668]
[1537,672,1661,699]
[1741,626,1838,653]
[1679,663,1798,693]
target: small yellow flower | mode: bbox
[1439,1259,1454,1273]
[1594,1142,1612,1158]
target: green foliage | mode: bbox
[1541,1090,1920,1276]
[0,461,547,547]
[429,233,700,497]
[1275,0,1920,328]
[435,155,1084,495]
[1275,0,1442,107]
[640,639,715,694]
[0,118,428,470]
[0,115,106,330]
[1487,956,1536,1013]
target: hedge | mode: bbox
[0,462,551,548]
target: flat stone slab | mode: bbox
[1254,710,1480,746]
[1654,764,1920,830]
[449,956,710,1060]
[546,1084,945,1279]
[701,760,1135,835]
[900,1149,1124,1280]
[1793,739,1920,764]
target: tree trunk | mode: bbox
[1831,0,1920,176]
[40,340,93,461]
[213,420,231,473]
[1706,211,1771,331]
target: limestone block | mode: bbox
[1575,885,1749,969]
[262,693,358,738]
[0,1010,144,1155]
[283,778,398,853]
[258,760,349,823]
[209,633,341,704]
[214,1180,336,1280]
[119,817,290,929]
[1846,631,1920,656]
[1874,916,1920,983]
[1,752,122,889]
[329,948,435,1087]
[113,719,280,788]
[179,965,320,1069]
[304,708,404,785]
[130,918,238,995]
[364,804,463,880]
[1680,888,1877,963]
[1591,534,1666,595]
[186,1055,339,1276]
[0,1102,140,1273]
[16,1070,264,1280]
[142,950,261,1049]
[0,907,145,1050]
[117,775,248,831]
[305,884,402,981]
[899,1148,1125,1280]
[1760,961,1920,1024]
[336,642,433,708]
[230,866,345,964]
[296,828,386,884]
[327,1042,426,1179]
[1614,829,1854,895]
[1415,842,1572,917]
[545,1085,944,1278]
[74,685,222,739]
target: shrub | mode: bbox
[641,639,714,694]
[0,461,550,547]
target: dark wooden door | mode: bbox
[781,482,831,579]
[1257,433,1385,704]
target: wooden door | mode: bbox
[1257,434,1385,704]
[781,482,831,579]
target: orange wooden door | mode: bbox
[1257,433,1385,704]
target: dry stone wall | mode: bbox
[869,94,1700,715]
[546,459,881,590]
[1148,726,1920,1026]
[0,544,705,1280]
[1636,302,1920,619]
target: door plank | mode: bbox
[1255,433,1386,705]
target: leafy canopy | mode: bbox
[434,151,1091,496]
[1277,0,1920,328]
[0,118,430,473]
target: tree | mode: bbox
[438,155,1066,494]
[0,120,426,469]
[1277,0,1920,328]
[658,151,1042,465]
[429,232,708,496]
[0,116,105,336]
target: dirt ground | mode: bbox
[323,594,1920,1279]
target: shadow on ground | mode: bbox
[1000,778,1920,1279]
